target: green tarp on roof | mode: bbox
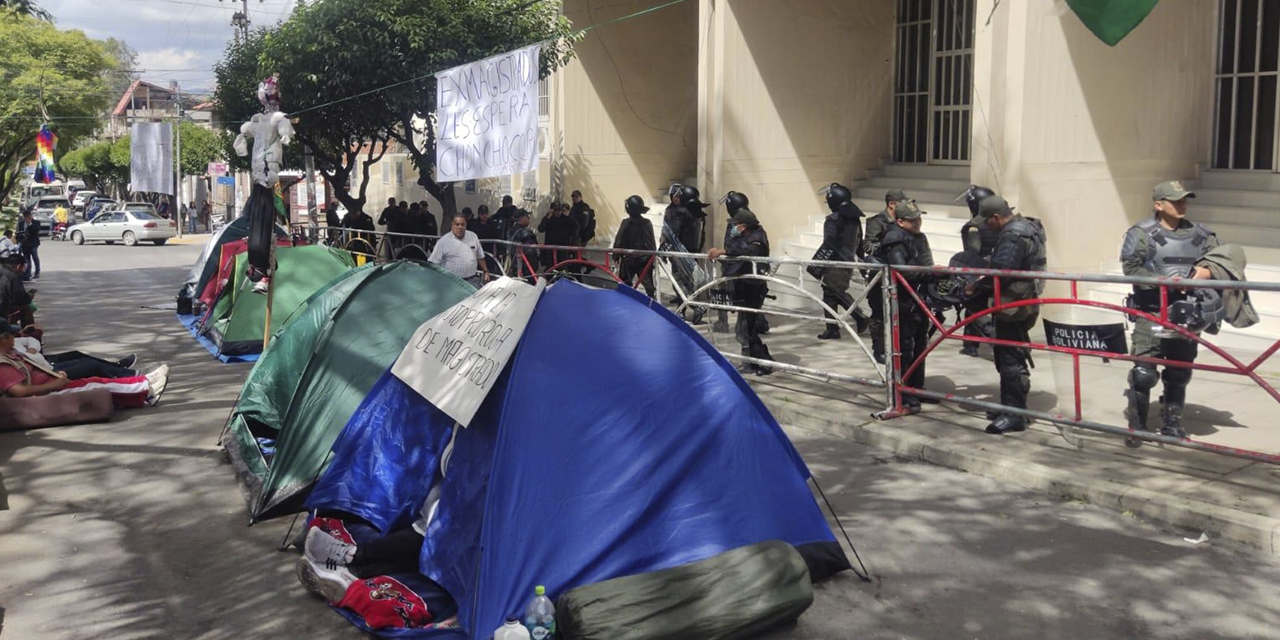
[221,260,475,521]
[204,244,356,357]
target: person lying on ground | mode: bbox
[11,333,138,378]
[0,321,169,407]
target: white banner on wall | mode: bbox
[130,122,174,195]
[434,44,542,183]
[391,277,545,427]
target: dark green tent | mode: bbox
[203,245,356,357]
[221,260,475,522]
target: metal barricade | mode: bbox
[884,263,1280,465]
[291,223,1280,465]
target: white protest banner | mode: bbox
[130,122,174,195]
[434,44,541,182]
[392,276,546,427]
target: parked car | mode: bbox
[20,182,64,214]
[85,197,116,221]
[67,209,177,246]
[31,196,71,234]
[121,202,158,217]
[71,190,98,211]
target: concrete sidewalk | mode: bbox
[690,312,1280,557]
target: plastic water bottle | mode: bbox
[523,585,556,640]
[495,616,530,640]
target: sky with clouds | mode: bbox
[43,0,304,95]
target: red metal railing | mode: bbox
[884,264,1280,465]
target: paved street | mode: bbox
[2,242,1280,639]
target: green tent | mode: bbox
[203,244,356,357]
[221,261,475,522]
[178,215,288,309]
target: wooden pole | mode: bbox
[262,253,275,351]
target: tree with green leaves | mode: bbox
[214,0,576,216]
[0,15,113,202]
[100,38,140,100]
[0,0,51,21]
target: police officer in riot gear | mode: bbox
[679,185,707,252]
[614,195,657,298]
[709,208,773,376]
[712,191,752,333]
[967,195,1047,435]
[862,189,911,362]
[660,185,706,323]
[1121,181,1219,443]
[875,201,933,410]
[817,183,866,340]
[956,185,1000,356]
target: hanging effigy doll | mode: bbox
[234,72,294,294]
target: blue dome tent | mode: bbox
[307,281,854,638]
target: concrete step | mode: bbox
[1205,220,1280,249]
[856,186,965,205]
[882,163,971,181]
[854,198,971,219]
[1186,204,1278,229]
[1194,188,1280,209]
[1193,170,1280,192]
[865,175,970,194]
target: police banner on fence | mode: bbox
[392,277,546,427]
[1042,319,1128,354]
[434,44,542,182]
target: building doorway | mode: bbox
[1213,0,1280,171]
[892,0,975,165]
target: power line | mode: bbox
[24,0,694,127]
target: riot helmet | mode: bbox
[719,191,750,215]
[624,195,650,216]
[957,185,997,217]
[822,183,854,213]
[1159,288,1226,338]
[679,185,701,206]
[668,183,683,203]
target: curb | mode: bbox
[765,398,1280,558]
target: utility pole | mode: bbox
[174,83,184,238]
[223,0,257,43]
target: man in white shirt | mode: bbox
[428,213,489,286]
[0,230,17,258]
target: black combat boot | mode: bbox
[985,414,1028,435]
[817,326,840,340]
[1161,404,1189,439]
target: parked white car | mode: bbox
[70,190,98,211]
[67,209,177,246]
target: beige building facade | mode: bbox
[543,0,1280,279]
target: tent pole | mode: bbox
[262,255,276,351]
[810,477,871,582]
[278,450,334,551]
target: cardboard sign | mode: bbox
[434,44,542,182]
[1042,319,1128,354]
[392,277,545,427]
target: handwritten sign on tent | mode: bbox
[434,44,542,182]
[392,277,545,427]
